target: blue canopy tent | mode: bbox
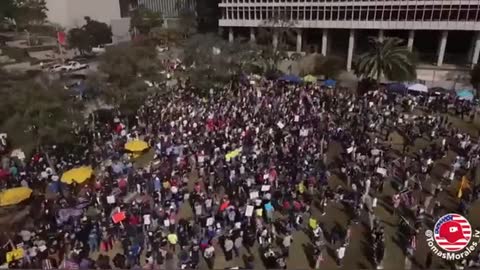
[456,89,474,101]
[278,74,302,84]
[387,83,407,95]
[324,79,336,88]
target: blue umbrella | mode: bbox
[279,74,302,84]
[456,89,474,101]
[324,79,336,88]
[387,83,407,94]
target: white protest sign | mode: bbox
[376,167,387,176]
[245,205,254,217]
[206,217,214,226]
[261,185,271,192]
[107,195,115,204]
[249,191,259,199]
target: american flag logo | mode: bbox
[434,213,471,252]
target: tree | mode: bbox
[313,55,344,79]
[355,37,416,82]
[470,64,480,94]
[98,45,163,114]
[0,0,16,20]
[150,27,182,46]
[196,0,220,33]
[13,0,48,28]
[258,11,297,51]
[177,8,197,39]
[68,28,92,55]
[68,17,112,55]
[83,17,112,46]
[130,7,163,35]
[0,74,82,145]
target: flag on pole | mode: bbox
[457,176,471,198]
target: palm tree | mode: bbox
[355,37,416,82]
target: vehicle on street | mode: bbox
[92,45,106,54]
[63,61,89,72]
[49,64,65,72]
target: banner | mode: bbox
[225,147,242,162]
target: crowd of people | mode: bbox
[0,75,479,270]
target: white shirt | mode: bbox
[143,214,151,225]
[337,246,346,259]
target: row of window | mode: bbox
[221,5,480,21]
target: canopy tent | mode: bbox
[61,166,94,184]
[303,75,317,83]
[456,89,474,101]
[407,83,428,93]
[324,79,336,88]
[387,83,407,94]
[278,75,302,84]
[0,187,32,206]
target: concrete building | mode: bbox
[45,0,122,29]
[137,0,196,28]
[218,0,480,71]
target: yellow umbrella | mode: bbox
[0,187,32,206]
[303,75,317,83]
[124,140,149,152]
[61,166,94,184]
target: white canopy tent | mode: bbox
[407,83,428,93]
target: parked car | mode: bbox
[49,64,65,72]
[92,45,106,54]
[63,61,89,71]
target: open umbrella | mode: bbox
[457,89,474,101]
[0,187,32,206]
[124,140,149,152]
[407,83,428,93]
[303,75,317,83]
[324,79,336,88]
[61,166,93,184]
[278,75,302,84]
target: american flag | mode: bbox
[434,214,471,252]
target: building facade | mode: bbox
[45,0,122,29]
[218,0,480,70]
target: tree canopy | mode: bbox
[13,0,48,28]
[98,45,164,114]
[312,55,344,79]
[470,64,480,91]
[130,7,163,35]
[0,71,82,145]
[68,17,112,54]
[355,37,416,82]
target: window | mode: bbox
[391,5,399,20]
[451,6,460,20]
[459,5,469,21]
[305,6,312,20]
[345,6,353,20]
[338,6,345,20]
[467,5,478,21]
[325,6,331,20]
